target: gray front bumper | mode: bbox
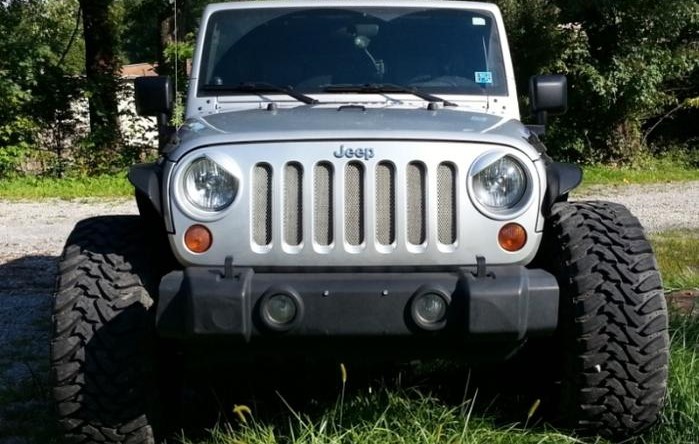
[156,265,559,345]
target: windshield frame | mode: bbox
[193,2,514,100]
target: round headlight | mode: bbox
[472,156,526,209]
[183,157,238,212]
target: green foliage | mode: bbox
[493,0,699,163]
[0,0,86,178]
[164,34,196,126]
[1,0,697,178]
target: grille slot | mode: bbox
[437,162,457,245]
[344,162,365,246]
[252,163,273,246]
[406,161,427,245]
[284,162,303,246]
[375,162,396,245]
[314,162,334,246]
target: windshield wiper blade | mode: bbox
[201,82,319,105]
[323,83,457,107]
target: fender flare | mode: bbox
[128,162,162,216]
[543,162,582,215]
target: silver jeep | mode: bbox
[51,2,669,443]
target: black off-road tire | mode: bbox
[544,201,669,438]
[51,216,161,443]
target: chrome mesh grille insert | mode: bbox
[314,162,333,246]
[375,162,396,245]
[248,156,463,254]
[437,162,457,245]
[283,162,303,246]
[252,163,272,246]
[406,161,427,245]
[344,162,365,246]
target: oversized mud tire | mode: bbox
[544,201,669,438]
[51,216,161,443]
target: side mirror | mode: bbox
[529,75,568,126]
[134,76,174,117]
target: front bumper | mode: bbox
[157,265,559,346]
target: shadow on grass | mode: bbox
[0,254,62,443]
[168,355,571,444]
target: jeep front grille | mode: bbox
[251,159,457,251]
[168,141,544,267]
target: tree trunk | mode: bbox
[80,0,121,154]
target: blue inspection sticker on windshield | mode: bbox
[475,72,493,84]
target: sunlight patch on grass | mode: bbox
[651,229,699,291]
[0,174,133,200]
[578,156,699,192]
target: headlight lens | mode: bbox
[472,156,526,209]
[183,157,238,212]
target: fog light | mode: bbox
[411,291,449,330]
[184,224,212,253]
[260,289,304,332]
[498,223,527,252]
[263,294,298,326]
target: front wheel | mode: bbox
[51,216,161,443]
[543,201,669,438]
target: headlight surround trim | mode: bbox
[467,151,535,220]
[173,151,243,222]
[183,157,238,212]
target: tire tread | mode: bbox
[549,201,669,437]
[51,216,158,444]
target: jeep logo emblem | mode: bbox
[333,145,375,161]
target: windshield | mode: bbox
[198,7,508,97]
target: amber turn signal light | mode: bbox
[184,224,213,253]
[498,223,527,252]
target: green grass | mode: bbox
[184,391,587,444]
[0,174,132,199]
[579,157,699,190]
[651,229,699,291]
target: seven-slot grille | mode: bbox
[251,160,458,252]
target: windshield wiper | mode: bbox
[323,83,458,107]
[201,82,319,105]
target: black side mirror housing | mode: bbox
[134,76,176,151]
[529,74,568,126]
[134,76,174,117]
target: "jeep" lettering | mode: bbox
[333,145,375,161]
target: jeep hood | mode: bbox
[166,106,539,161]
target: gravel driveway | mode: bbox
[0,182,697,441]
